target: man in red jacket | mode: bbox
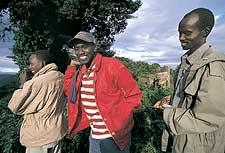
[64,31,142,153]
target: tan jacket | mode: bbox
[163,44,225,153]
[8,63,67,147]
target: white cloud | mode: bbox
[1,0,225,72]
[0,41,18,73]
[0,67,19,73]
[0,57,19,73]
[112,0,225,67]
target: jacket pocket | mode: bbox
[184,65,207,96]
[184,80,199,96]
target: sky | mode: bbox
[113,0,225,68]
[0,0,225,73]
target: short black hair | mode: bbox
[32,50,53,64]
[184,8,215,32]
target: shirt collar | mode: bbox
[185,43,210,65]
[80,53,102,75]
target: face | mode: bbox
[29,54,44,75]
[73,42,96,67]
[178,14,206,52]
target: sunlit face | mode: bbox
[178,14,206,52]
[29,54,44,75]
[73,42,96,67]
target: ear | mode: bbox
[93,45,97,52]
[202,26,211,38]
[42,60,46,67]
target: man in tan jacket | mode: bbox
[8,50,67,153]
[154,8,225,153]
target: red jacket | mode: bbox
[64,53,142,150]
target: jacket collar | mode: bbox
[33,63,58,78]
[186,43,210,65]
[184,45,225,89]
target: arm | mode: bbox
[8,80,40,115]
[116,63,142,112]
[64,60,80,96]
[164,66,225,135]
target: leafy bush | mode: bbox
[0,58,173,153]
[0,94,25,153]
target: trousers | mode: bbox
[89,135,130,153]
[25,141,61,153]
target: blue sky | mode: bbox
[0,0,225,73]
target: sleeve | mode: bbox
[163,65,225,135]
[64,65,77,96]
[116,62,142,112]
[8,80,40,115]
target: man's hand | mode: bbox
[19,69,32,88]
[153,95,171,109]
[70,60,81,67]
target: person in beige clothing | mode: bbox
[154,8,225,153]
[8,50,67,153]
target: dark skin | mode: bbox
[19,54,46,87]
[178,13,210,55]
[70,42,97,71]
[154,13,211,109]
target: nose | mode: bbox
[179,33,185,41]
[75,47,85,54]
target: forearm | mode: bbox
[8,89,32,115]
[118,66,142,112]
[164,106,225,135]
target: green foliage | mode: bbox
[0,74,23,152]
[117,57,173,153]
[0,92,25,153]
[131,83,172,153]
[1,0,142,72]
[0,59,174,153]
[116,57,161,80]
[0,74,19,99]
[0,1,176,151]
[61,129,90,153]
[0,74,17,87]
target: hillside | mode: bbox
[0,74,17,87]
[0,74,18,98]
[0,59,173,152]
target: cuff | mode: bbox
[163,107,173,126]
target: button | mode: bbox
[104,118,107,121]
[112,132,115,135]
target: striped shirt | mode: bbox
[81,65,112,139]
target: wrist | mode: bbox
[19,83,24,89]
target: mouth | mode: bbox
[79,56,88,60]
[181,42,188,47]
[30,71,35,75]
[180,41,188,45]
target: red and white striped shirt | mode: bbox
[81,65,112,139]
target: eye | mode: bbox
[184,31,192,35]
[82,45,89,50]
[74,47,80,51]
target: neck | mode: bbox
[188,41,206,56]
[85,55,96,70]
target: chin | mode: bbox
[181,46,189,50]
[80,60,87,64]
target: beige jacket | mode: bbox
[163,44,225,153]
[8,63,67,147]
